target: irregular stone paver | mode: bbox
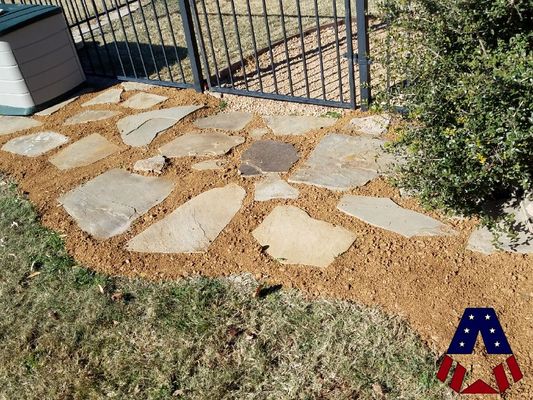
[122,81,156,91]
[193,111,253,131]
[50,133,120,170]
[35,97,79,116]
[337,196,456,238]
[117,106,202,147]
[2,131,68,157]
[59,169,174,239]
[122,92,168,110]
[127,183,245,253]
[254,175,299,201]
[82,88,123,106]
[160,132,244,158]
[346,115,390,136]
[239,140,299,176]
[252,205,356,267]
[64,110,120,126]
[467,204,533,254]
[0,116,42,136]
[250,127,269,139]
[263,115,336,136]
[133,155,167,174]
[192,159,227,171]
[289,134,396,190]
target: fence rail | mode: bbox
[0,0,374,109]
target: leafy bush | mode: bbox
[377,0,532,221]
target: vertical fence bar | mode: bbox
[99,0,126,77]
[162,0,186,82]
[245,0,263,92]
[278,0,294,96]
[134,0,161,80]
[260,0,278,94]
[149,0,174,81]
[313,0,327,100]
[214,0,234,87]
[199,0,221,88]
[123,0,148,78]
[332,0,344,103]
[296,0,310,98]
[229,0,248,90]
[87,0,116,76]
[110,0,137,78]
[356,0,371,110]
[179,0,204,92]
[344,0,356,108]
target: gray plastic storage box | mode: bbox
[0,4,85,115]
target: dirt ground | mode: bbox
[0,86,531,399]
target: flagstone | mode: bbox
[0,116,41,136]
[117,106,202,147]
[250,127,269,139]
[59,169,173,239]
[64,110,120,126]
[289,134,396,190]
[82,88,123,106]
[337,196,456,237]
[122,92,168,110]
[50,133,120,170]
[127,183,245,253]
[254,175,299,201]
[160,132,244,158]
[121,81,156,91]
[191,159,227,171]
[252,205,356,267]
[2,131,68,157]
[346,114,390,136]
[239,140,299,176]
[193,111,253,131]
[35,97,79,116]
[467,203,533,254]
[133,155,167,174]
[263,115,336,136]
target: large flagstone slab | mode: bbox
[127,183,245,253]
[64,110,120,126]
[193,111,253,131]
[0,116,42,136]
[263,115,336,136]
[122,92,168,109]
[467,203,533,254]
[346,115,390,136]
[337,196,456,237]
[159,132,244,157]
[36,97,79,116]
[59,169,173,239]
[289,134,396,190]
[82,88,123,106]
[254,175,299,201]
[50,133,120,170]
[117,106,202,147]
[2,131,68,157]
[239,140,299,176]
[252,205,356,267]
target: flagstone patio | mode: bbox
[0,82,529,274]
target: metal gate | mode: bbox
[0,0,371,109]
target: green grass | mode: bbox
[0,180,450,399]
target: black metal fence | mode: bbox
[1,0,373,109]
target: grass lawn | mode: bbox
[0,180,449,399]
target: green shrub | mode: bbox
[377,0,532,221]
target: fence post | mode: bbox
[356,0,371,110]
[179,0,204,92]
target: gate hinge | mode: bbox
[344,53,372,65]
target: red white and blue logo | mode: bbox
[437,308,523,394]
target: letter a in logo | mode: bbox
[437,308,523,394]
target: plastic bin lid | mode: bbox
[0,3,62,36]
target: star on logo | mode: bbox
[459,342,465,347]
[495,341,500,347]
[490,328,496,333]
[464,328,470,333]
[485,314,491,320]
[469,315,474,320]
